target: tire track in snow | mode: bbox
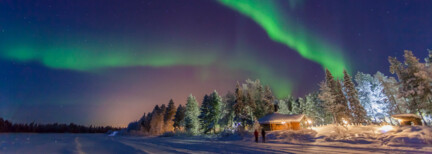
[74,137,85,154]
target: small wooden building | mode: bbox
[391,114,423,126]
[258,113,307,131]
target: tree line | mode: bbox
[127,80,276,135]
[0,118,121,133]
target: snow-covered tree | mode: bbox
[149,105,165,135]
[298,97,306,114]
[355,72,387,123]
[262,86,275,115]
[276,99,290,114]
[291,98,300,114]
[185,94,200,135]
[283,96,295,114]
[199,91,222,134]
[208,90,222,133]
[164,99,177,132]
[319,69,351,124]
[319,81,337,123]
[375,72,406,115]
[343,70,367,123]
[389,50,432,125]
[233,82,254,127]
[173,104,186,131]
[219,91,236,129]
[303,93,325,124]
[425,49,432,66]
[335,81,352,122]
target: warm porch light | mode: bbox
[378,125,394,133]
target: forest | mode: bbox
[126,50,432,136]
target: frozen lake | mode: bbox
[0,133,430,154]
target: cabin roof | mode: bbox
[391,114,421,119]
[258,113,305,124]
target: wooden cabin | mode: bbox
[391,114,423,126]
[258,113,307,131]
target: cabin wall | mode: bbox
[260,122,303,131]
[290,122,301,130]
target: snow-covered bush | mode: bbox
[380,126,432,147]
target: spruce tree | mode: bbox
[319,82,337,123]
[291,98,300,114]
[335,81,352,123]
[343,70,367,123]
[164,99,177,132]
[276,99,290,114]
[220,91,236,129]
[185,94,200,134]
[173,105,186,131]
[199,94,211,133]
[208,90,222,133]
[149,105,165,135]
[263,86,275,115]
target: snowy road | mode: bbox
[0,134,430,154]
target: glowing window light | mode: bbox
[342,118,349,125]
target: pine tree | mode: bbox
[185,94,200,134]
[291,98,300,114]
[298,97,306,114]
[208,90,222,133]
[343,70,367,123]
[335,80,352,123]
[283,96,295,114]
[425,49,432,66]
[199,94,211,133]
[173,104,186,131]
[164,99,177,132]
[234,82,253,126]
[219,91,236,129]
[304,93,322,123]
[149,105,165,135]
[138,113,146,128]
[319,81,337,123]
[277,99,290,114]
[142,112,152,132]
[320,69,351,124]
[263,86,275,115]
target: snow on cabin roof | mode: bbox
[258,113,305,124]
[391,114,421,119]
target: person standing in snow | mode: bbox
[254,129,259,143]
[261,129,266,143]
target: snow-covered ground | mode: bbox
[0,129,431,154]
[257,124,432,152]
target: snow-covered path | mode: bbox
[0,134,430,154]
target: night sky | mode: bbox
[1,0,431,127]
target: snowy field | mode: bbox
[0,132,431,154]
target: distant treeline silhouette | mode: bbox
[0,118,122,133]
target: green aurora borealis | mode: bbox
[218,0,349,77]
[0,0,349,99]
